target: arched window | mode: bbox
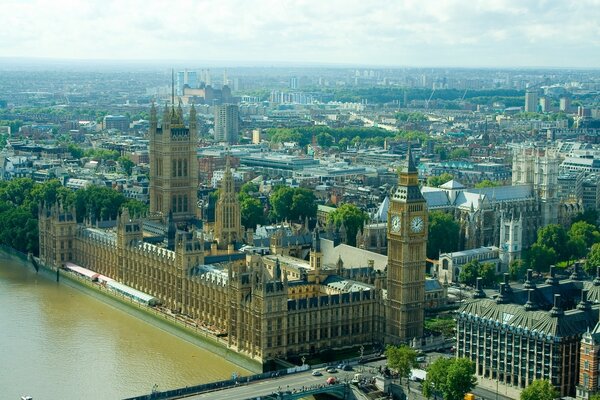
[183,159,188,177]
[183,195,188,212]
[178,159,183,177]
[172,160,176,177]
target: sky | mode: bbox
[1,0,599,68]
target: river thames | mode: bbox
[0,251,249,400]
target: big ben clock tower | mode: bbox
[386,148,427,343]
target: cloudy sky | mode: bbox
[1,0,599,68]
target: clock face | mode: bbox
[391,215,401,232]
[410,216,424,233]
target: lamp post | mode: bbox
[359,345,364,361]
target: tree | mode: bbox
[427,173,454,188]
[118,156,135,176]
[474,179,500,188]
[241,196,265,229]
[427,211,460,259]
[569,221,600,248]
[520,379,558,400]
[423,358,476,400]
[425,317,456,337]
[572,209,599,227]
[459,260,480,286]
[240,182,260,197]
[525,243,557,273]
[269,186,316,222]
[536,224,568,260]
[448,148,469,160]
[478,262,497,288]
[509,259,527,281]
[586,243,600,275]
[423,357,451,399]
[385,345,417,386]
[445,359,477,400]
[328,203,368,246]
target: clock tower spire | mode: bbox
[386,147,427,343]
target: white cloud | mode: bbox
[0,0,598,67]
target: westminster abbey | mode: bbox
[38,103,427,364]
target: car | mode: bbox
[325,367,337,373]
[312,370,322,376]
[342,364,353,371]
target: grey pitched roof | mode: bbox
[440,179,466,190]
[423,190,451,208]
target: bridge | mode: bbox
[125,367,356,400]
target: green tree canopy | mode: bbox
[478,262,497,288]
[240,196,265,230]
[427,211,460,259]
[423,358,476,400]
[328,203,368,246]
[509,259,527,281]
[525,243,557,273]
[520,379,559,400]
[459,260,480,286]
[569,220,600,248]
[269,186,316,222]
[586,243,600,275]
[385,345,418,385]
[427,173,454,188]
[474,179,500,188]
[448,148,470,160]
[118,156,135,176]
[536,224,568,260]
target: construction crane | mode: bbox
[425,88,436,109]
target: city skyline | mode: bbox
[1,0,599,68]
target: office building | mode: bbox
[214,104,239,144]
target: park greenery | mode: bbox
[427,211,460,259]
[423,357,477,400]
[327,203,369,247]
[0,178,147,256]
[520,379,559,400]
[267,126,428,148]
[384,344,418,386]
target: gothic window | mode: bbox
[183,159,188,177]
[172,195,177,212]
[183,195,188,212]
[172,160,176,177]
[178,159,183,177]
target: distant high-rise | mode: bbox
[290,77,298,90]
[214,104,239,144]
[187,71,198,89]
[525,89,539,113]
[540,96,551,113]
[560,96,572,112]
[176,71,186,95]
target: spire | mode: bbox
[171,68,175,111]
[312,226,321,252]
[473,277,485,299]
[406,146,417,173]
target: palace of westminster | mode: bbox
[38,103,429,364]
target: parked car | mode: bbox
[325,367,337,373]
[342,364,353,371]
[312,370,322,376]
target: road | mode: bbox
[187,369,355,399]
